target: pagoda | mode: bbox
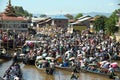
[4,0,16,17]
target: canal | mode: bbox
[1,59,119,80]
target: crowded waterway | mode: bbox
[0,59,120,80]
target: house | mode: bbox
[51,15,68,27]
[70,15,92,28]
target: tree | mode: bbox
[14,6,32,17]
[110,9,120,23]
[75,13,83,19]
[40,14,47,17]
[93,16,107,32]
[105,9,120,35]
[105,17,118,36]
[65,14,74,19]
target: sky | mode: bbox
[0,0,120,15]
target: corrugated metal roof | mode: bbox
[51,15,68,19]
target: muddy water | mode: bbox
[0,60,120,80]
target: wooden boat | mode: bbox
[35,58,54,75]
[81,67,110,76]
[35,58,46,71]
[23,56,36,65]
[0,53,12,60]
[55,65,72,72]
[0,48,12,60]
[2,62,24,80]
[55,65,81,73]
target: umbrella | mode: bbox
[89,63,97,66]
[42,53,47,57]
[46,57,55,60]
[37,60,46,63]
[36,56,43,60]
[56,55,61,58]
[69,57,75,61]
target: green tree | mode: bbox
[105,18,118,35]
[93,16,107,32]
[14,6,32,17]
[65,14,74,19]
[75,13,83,19]
[110,9,120,23]
[105,9,120,35]
[40,14,47,17]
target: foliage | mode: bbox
[104,8,120,35]
[14,6,32,17]
[40,14,47,17]
[110,9,120,22]
[93,16,107,32]
[105,17,118,35]
[75,13,83,19]
[65,14,74,19]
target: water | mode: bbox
[0,59,120,80]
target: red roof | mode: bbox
[0,14,27,21]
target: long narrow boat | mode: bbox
[55,65,72,72]
[0,53,12,60]
[35,59,46,71]
[2,62,24,80]
[81,67,110,76]
[0,48,12,60]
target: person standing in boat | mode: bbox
[109,66,116,79]
[49,60,55,74]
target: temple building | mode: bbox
[0,0,29,32]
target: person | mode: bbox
[70,72,79,80]
[109,67,116,79]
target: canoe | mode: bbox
[81,67,110,76]
[0,53,12,60]
[35,59,46,71]
[23,57,35,65]
[55,65,72,72]
[2,63,24,80]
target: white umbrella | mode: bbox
[56,55,61,58]
[69,57,75,61]
[46,57,54,60]
[36,56,43,60]
[42,53,47,57]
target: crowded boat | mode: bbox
[2,62,23,80]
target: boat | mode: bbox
[23,57,36,65]
[2,62,24,80]
[35,58,46,71]
[0,48,12,60]
[35,57,55,75]
[55,65,72,72]
[56,65,81,73]
[81,67,110,76]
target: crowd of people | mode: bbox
[7,26,119,79]
[20,27,119,72]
